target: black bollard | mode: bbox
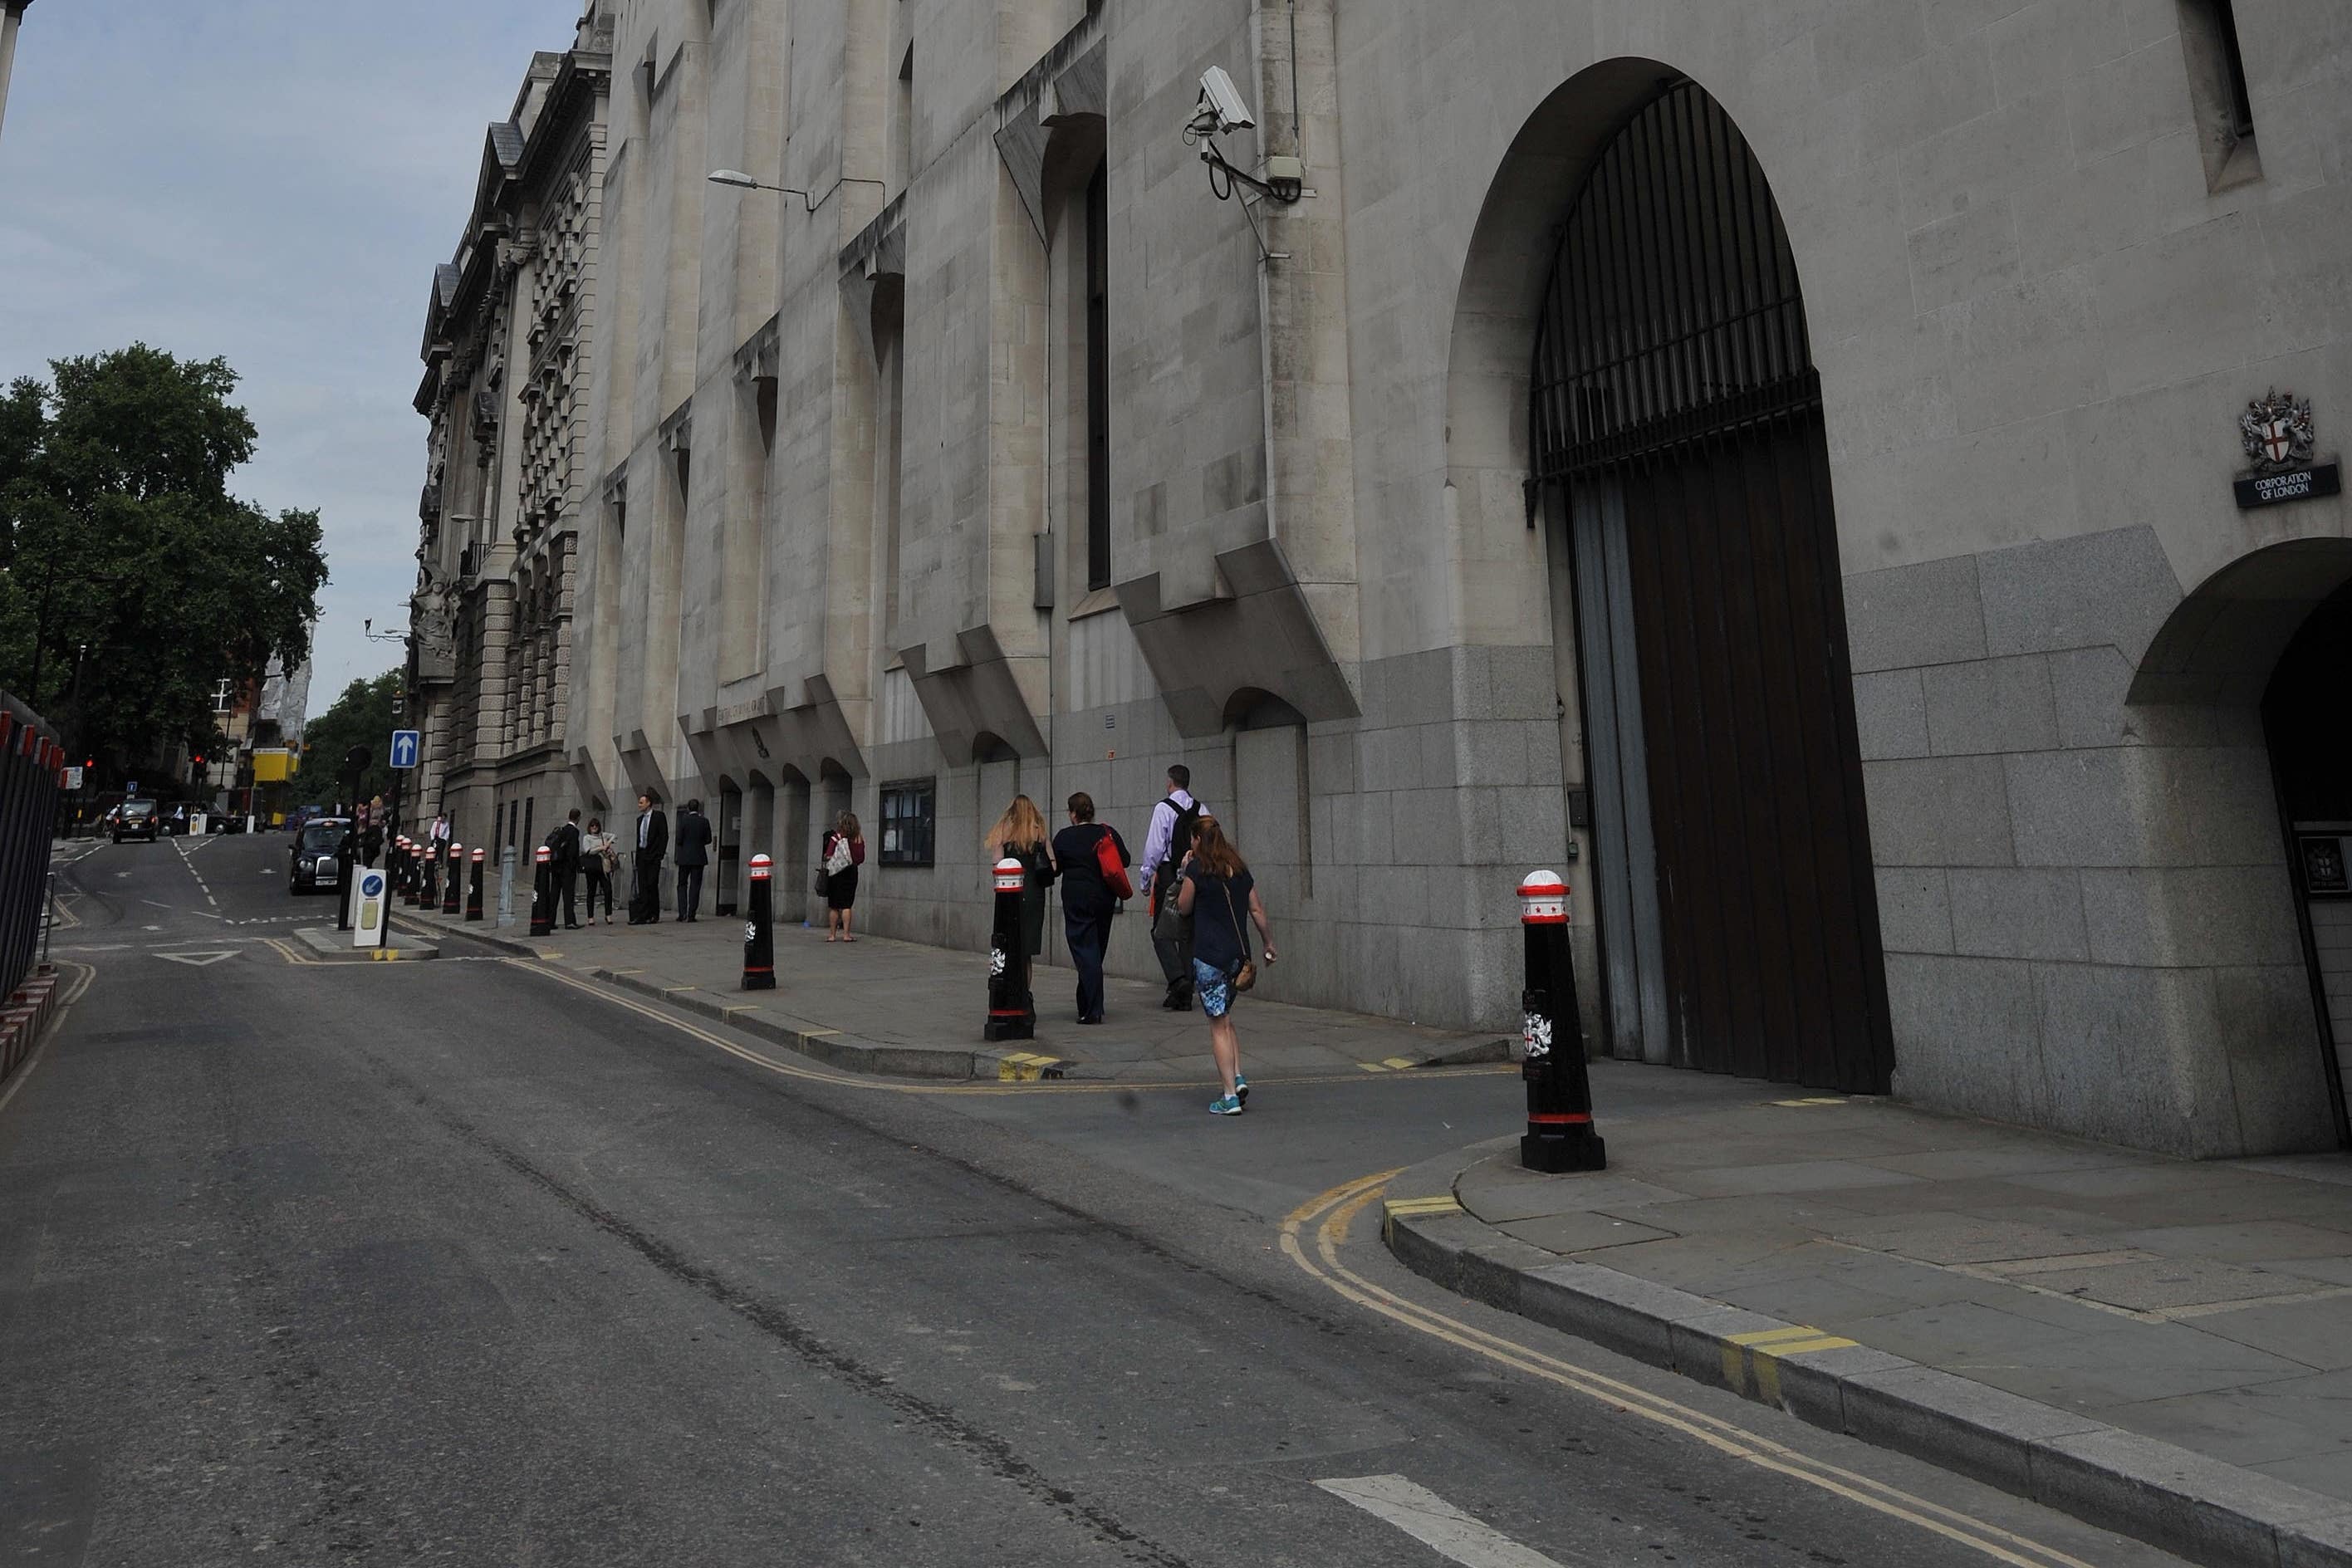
[982,856,1035,1041]
[1518,870,1605,1172]
[466,847,486,922]
[742,853,776,991]
[442,843,463,915]
[421,845,440,910]
[529,845,554,937]
[335,828,358,932]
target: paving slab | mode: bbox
[1381,1070,2352,1566]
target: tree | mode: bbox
[296,672,401,806]
[0,345,331,780]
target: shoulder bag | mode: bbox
[1218,880,1257,993]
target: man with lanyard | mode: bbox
[1139,764,1204,1012]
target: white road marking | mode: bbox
[1316,1476,1575,1568]
[156,950,238,967]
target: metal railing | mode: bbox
[0,691,63,1002]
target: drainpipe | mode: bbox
[1247,0,1358,669]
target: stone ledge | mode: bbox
[1384,1144,2352,1568]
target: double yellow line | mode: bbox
[1280,1172,2100,1568]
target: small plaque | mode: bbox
[2299,835,2350,899]
[2234,463,2341,509]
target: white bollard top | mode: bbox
[992,855,1027,894]
[534,844,551,862]
[472,846,486,860]
[1518,870,1570,924]
[749,852,772,880]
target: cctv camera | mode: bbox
[1196,66,1256,136]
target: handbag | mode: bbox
[1093,827,1133,901]
[814,866,832,896]
[1218,880,1257,993]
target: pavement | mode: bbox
[6,831,2196,1567]
[390,884,1510,1084]
[1383,1080,2352,1568]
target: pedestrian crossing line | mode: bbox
[1316,1474,1568,1568]
[1283,1173,2101,1568]
[1383,1195,1464,1219]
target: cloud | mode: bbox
[0,0,580,714]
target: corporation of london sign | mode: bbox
[2233,388,2341,508]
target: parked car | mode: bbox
[112,799,161,844]
[288,819,352,895]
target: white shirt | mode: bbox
[638,810,651,849]
[1139,788,1200,893]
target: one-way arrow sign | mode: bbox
[156,950,239,967]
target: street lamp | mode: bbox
[707,167,884,213]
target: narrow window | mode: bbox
[878,778,936,866]
[1084,164,1111,592]
[2176,0,2261,189]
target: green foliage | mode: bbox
[296,671,402,806]
[0,345,331,780]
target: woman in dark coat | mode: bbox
[983,794,1058,962]
[1050,791,1130,1025]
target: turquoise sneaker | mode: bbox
[1232,1074,1250,1107]
[1209,1093,1244,1115]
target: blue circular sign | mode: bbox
[361,871,386,898]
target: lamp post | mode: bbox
[0,2,32,148]
[706,167,884,213]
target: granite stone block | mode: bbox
[2008,745,2285,869]
[1949,867,2089,960]
[2032,963,2226,1157]
[1854,669,1931,760]
[1923,654,2059,756]
[1884,953,2050,1125]
[2080,865,2306,968]
[1843,553,1988,673]
[1863,755,2016,865]
[1977,524,2183,668]
[1875,867,1954,954]
[1844,1363,2105,1494]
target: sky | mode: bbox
[0,0,581,721]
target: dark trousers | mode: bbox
[676,865,704,920]
[631,854,664,923]
[1065,905,1113,1021]
[556,860,579,925]
[585,868,614,918]
[1151,903,1194,1003]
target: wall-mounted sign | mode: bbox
[2234,389,2340,509]
[2299,835,2350,899]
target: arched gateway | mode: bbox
[1528,81,1892,1093]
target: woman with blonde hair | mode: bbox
[984,794,1058,962]
[1175,813,1275,1115]
[821,811,866,941]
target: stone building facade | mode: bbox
[411,12,614,859]
[546,0,2348,1159]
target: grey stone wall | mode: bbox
[1850,525,2332,1157]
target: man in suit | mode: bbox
[673,798,713,922]
[630,791,669,925]
[548,807,584,929]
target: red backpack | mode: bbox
[1093,827,1133,901]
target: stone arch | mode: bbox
[2131,539,2352,705]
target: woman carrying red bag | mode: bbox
[1051,791,1132,1026]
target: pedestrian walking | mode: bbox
[1176,813,1275,1115]
[674,798,713,921]
[547,807,584,929]
[1051,791,1130,1025]
[581,817,617,924]
[821,812,865,941]
[984,794,1060,965]
[1139,765,1205,1011]
[630,791,669,925]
